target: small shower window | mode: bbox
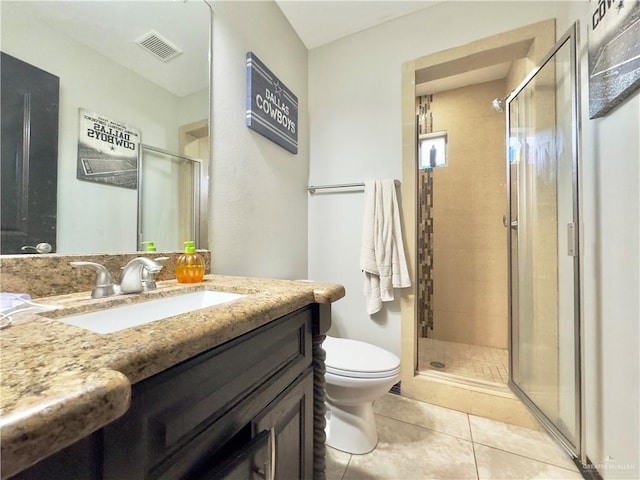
[419,131,447,169]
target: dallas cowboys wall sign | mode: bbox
[77,109,140,189]
[246,52,298,154]
[588,0,640,118]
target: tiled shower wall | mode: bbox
[416,95,434,338]
[429,80,508,349]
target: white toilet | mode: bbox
[323,336,401,454]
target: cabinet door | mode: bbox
[253,370,313,480]
[201,429,271,480]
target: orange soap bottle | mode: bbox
[175,241,205,283]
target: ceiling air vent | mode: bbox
[135,30,183,62]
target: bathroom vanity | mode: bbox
[0,274,344,479]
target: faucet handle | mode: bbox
[70,262,116,299]
[141,257,169,292]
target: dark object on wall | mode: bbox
[1,52,59,254]
[588,0,640,118]
[246,52,299,154]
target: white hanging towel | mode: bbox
[360,179,411,315]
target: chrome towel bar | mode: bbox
[307,180,399,194]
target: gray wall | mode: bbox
[210,1,309,280]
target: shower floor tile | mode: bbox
[418,337,508,384]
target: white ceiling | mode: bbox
[275,0,443,49]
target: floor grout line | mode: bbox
[340,452,352,480]
[468,414,481,480]
[471,442,582,473]
[373,412,475,443]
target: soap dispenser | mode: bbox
[175,241,205,283]
[142,241,157,252]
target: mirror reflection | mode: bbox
[1,1,211,255]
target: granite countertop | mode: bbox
[0,274,345,478]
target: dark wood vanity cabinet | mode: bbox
[13,306,316,480]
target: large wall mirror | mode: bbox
[1,0,211,255]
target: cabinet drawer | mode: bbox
[151,369,313,480]
[103,307,312,479]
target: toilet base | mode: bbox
[325,400,378,455]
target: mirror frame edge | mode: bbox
[201,0,213,253]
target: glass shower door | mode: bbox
[507,23,582,459]
[138,145,203,251]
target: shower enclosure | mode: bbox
[415,86,510,387]
[412,22,583,462]
[402,21,585,465]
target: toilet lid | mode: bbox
[323,336,401,379]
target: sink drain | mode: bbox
[430,361,446,369]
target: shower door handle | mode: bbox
[567,222,577,256]
[502,215,518,230]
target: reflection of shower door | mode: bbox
[138,144,203,251]
[507,23,582,461]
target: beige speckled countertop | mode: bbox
[0,274,345,478]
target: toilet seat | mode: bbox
[323,336,401,379]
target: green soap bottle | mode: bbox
[142,241,156,252]
[175,241,205,283]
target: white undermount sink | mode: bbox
[58,290,245,334]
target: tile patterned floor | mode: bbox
[418,338,509,385]
[326,394,583,480]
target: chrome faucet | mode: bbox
[70,257,165,298]
[70,261,117,299]
[140,257,169,292]
[119,257,164,294]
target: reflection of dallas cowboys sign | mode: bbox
[588,0,640,118]
[77,109,140,189]
[246,52,298,154]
